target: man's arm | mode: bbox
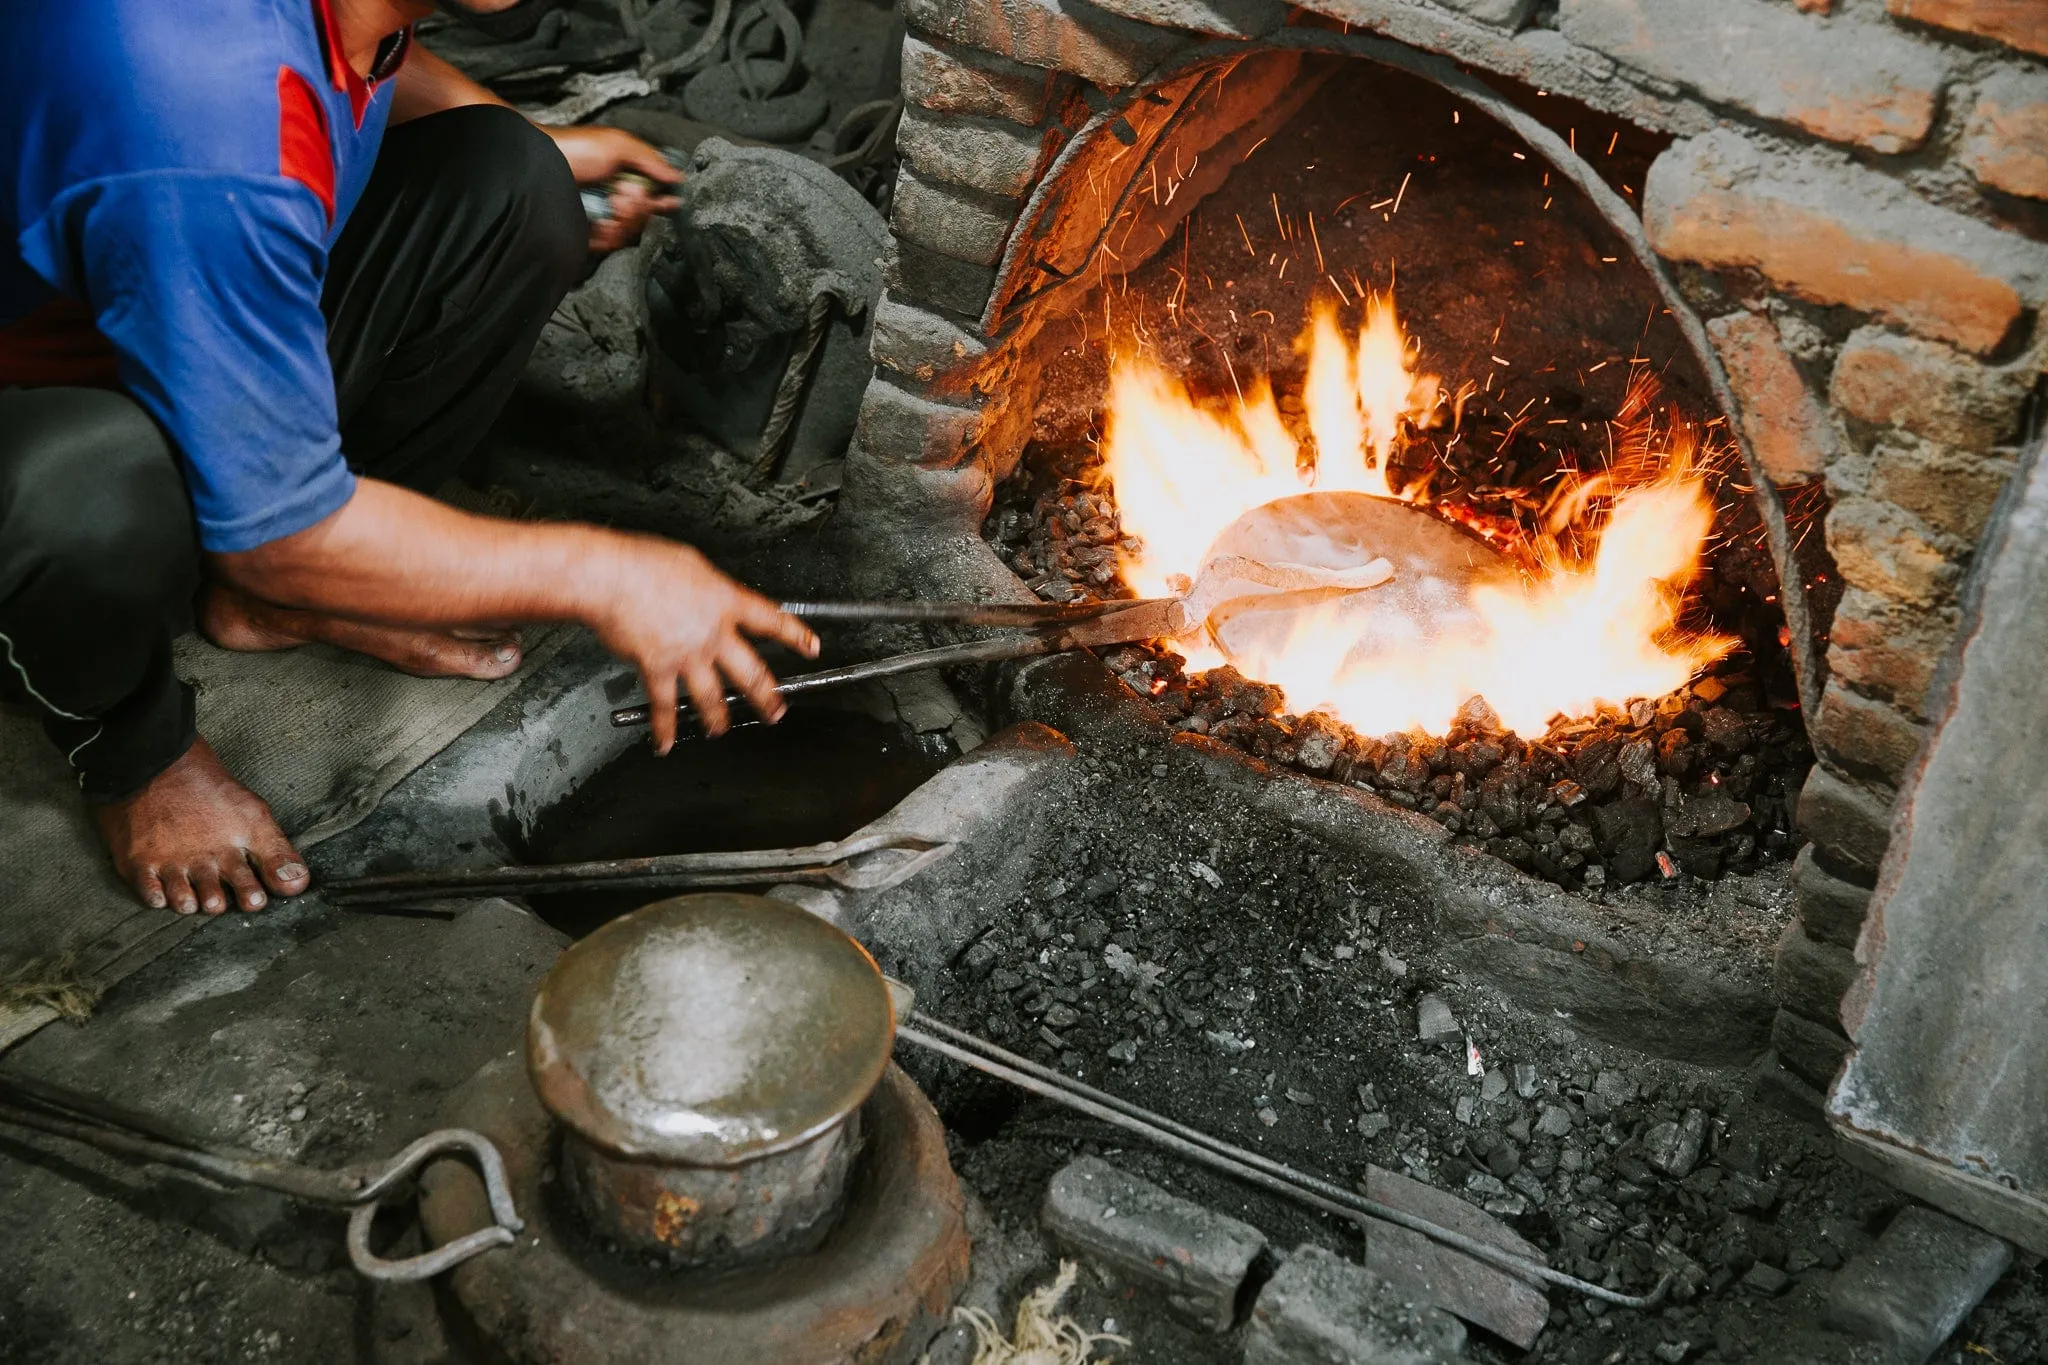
[393,45,678,251]
[212,480,817,753]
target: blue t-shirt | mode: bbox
[0,0,410,551]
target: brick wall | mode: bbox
[852,0,2048,1084]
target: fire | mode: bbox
[1100,294,1731,737]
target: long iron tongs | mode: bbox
[0,1070,521,1283]
[609,596,1193,728]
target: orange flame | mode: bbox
[1101,294,1731,737]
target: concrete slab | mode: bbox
[1829,436,2048,1256]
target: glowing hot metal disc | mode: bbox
[1193,491,1514,668]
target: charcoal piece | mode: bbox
[1448,739,1505,778]
[1657,728,1695,777]
[1478,765,1529,832]
[1701,707,1754,754]
[1667,791,1752,839]
[1665,835,1724,878]
[1293,712,1347,774]
[1619,738,1659,789]
[1571,737,1624,798]
[1207,666,1285,718]
[1594,797,1664,882]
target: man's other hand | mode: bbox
[545,125,682,253]
[589,536,820,754]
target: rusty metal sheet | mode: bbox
[1829,437,2048,1256]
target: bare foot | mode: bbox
[200,582,524,681]
[91,738,311,914]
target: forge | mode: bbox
[3,1,2047,1364]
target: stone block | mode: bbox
[853,376,987,469]
[1793,844,1874,948]
[1825,1206,2015,1357]
[1775,919,1859,1027]
[886,237,1000,320]
[1813,678,1928,785]
[1560,0,1948,152]
[871,293,991,384]
[1830,325,2035,451]
[1797,764,1896,877]
[1436,0,1541,24]
[1041,1156,1266,1330]
[897,106,1047,200]
[902,0,1192,85]
[841,439,993,534]
[1961,66,2048,200]
[1826,494,1962,608]
[900,35,1060,125]
[1869,436,2018,544]
[1705,310,1838,484]
[1825,586,1957,718]
[1363,1165,1550,1349]
[1773,1007,1851,1090]
[890,167,1022,268]
[1245,1245,1468,1365]
[1888,0,2048,58]
[1643,129,2048,354]
[1078,0,1287,38]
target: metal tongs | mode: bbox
[0,1071,521,1282]
[608,597,1195,729]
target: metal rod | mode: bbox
[896,1021,1671,1311]
[325,832,940,903]
[609,633,1062,728]
[779,599,1155,627]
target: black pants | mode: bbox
[0,105,585,802]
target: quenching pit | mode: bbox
[419,893,969,1365]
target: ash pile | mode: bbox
[984,446,1814,895]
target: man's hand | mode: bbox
[545,125,682,253]
[212,480,819,756]
[587,537,820,753]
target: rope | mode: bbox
[751,289,837,484]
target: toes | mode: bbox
[253,836,311,898]
[223,856,268,912]
[193,861,230,915]
[162,866,199,916]
[136,868,169,912]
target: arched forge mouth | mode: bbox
[951,44,1829,889]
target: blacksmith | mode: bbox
[0,1,815,915]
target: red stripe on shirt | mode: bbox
[277,66,335,222]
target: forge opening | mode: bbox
[983,54,1813,889]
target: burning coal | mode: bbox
[1101,292,1732,737]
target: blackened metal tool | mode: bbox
[607,596,1193,729]
[0,1071,521,1283]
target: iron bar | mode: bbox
[897,1019,1671,1311]
[324,832,943,905]
[608,633,1063,728]
[779,598,1162,627]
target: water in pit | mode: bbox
[519,704,942,938]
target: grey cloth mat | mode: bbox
[0,629,564,1049]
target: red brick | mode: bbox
[1829,326,2034,451]
[1644,131,2048,354]
[1868,437,2017,543]
[1826,586,1958,717]
[1813,678,1928,785]
[1706,310,1838,484]
[900,35,1061,126]
[1797,764,1897,876]
[1825,494,1961,607]
[1889,0,2048,58]
[1960,66,2048,200]
[1561,0,1948,153]
[853,376,988,469]
[901,0,1191,84]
